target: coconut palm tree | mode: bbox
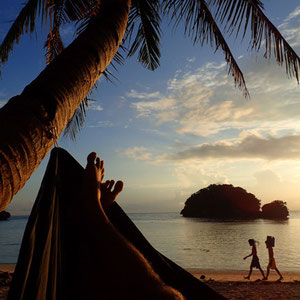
[0,0,299,211]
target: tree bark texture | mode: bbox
[0,0,131,211]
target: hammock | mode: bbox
[7,147,225,300]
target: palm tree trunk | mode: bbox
[0,0,131,211]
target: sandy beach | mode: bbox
[1,264,300,299]
[188,269,300,300]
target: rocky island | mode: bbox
[181,184,289,220]
[0,210,11,221]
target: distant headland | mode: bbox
[181,184,289,220]
[0,210,11,221]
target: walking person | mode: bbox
[244,239,266,280]
[265,236,283,281]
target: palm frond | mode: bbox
[163,0,249,98]
[125,0,162,71]
[211,0,300,82]
[45,0,101,64]
[63,95,89,141]
[0,0,100,70]
[63,0,100,23]
[102,49,124,83]
[0,0,42,68]
[44,26,65,64]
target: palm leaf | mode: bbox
[63,95,90,140]
[125,0,162,71]
[163,0,249,97]
[211,0,300,82]
[0,0,99,69]
[0,0,42,68]
[44,26,65,64]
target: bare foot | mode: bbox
[278,276,283,281]
[244,276,250,280]
[101,180,124,210]
[82,152,106,219]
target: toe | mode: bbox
[103,180,110,188]
[87,152,97,165]
[114,181,124,194]
[108,180,115,190]
[96,157,101,169]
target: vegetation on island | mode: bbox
[262,200,289,220]
[0,210,11,221]
[181,184,289,220]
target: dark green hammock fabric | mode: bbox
[7,148,225,300]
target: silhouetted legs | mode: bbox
[245,266,265,280]
[266,267,283,281]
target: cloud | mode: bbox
[285,6,300,22]
[171,161,229,189]
[128,59,300,137]
[120,146,152,160]
[253,170,281,186]
[248,169,300,208]
[127,89,161,99]
[131,97,177,121]
[186,57,196,63]
[88,102,103,111]
[87,120,113,128]
[278,6,300,47]
[168,134,300,161]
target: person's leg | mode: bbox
[275,268,283,281]
[259,267,266,279]
[82,152,184,300]
[265,267,270,280]
[244,267,252,279]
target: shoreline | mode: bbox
[1,264,300,282]
[188,268,300,282]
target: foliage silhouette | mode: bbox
[262,200,289,220]
[0,210,11,221]
[181,184,261,219]
[181,184,289,220]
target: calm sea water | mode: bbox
[1,211,300,271]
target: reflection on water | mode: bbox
[129,211,300,271]
[0,212,299,271]
[0,216,28,263]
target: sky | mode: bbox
[1,0,300,214]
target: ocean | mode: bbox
[1,211,300,271]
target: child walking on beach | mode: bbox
[244,239,266,280]
[265,236,283,281]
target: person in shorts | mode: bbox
[265,236,283,281]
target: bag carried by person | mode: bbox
[267,236,275,247]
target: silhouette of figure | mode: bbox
[265,236,283,281]
[244,239,266,280]
[80,152,184,299]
